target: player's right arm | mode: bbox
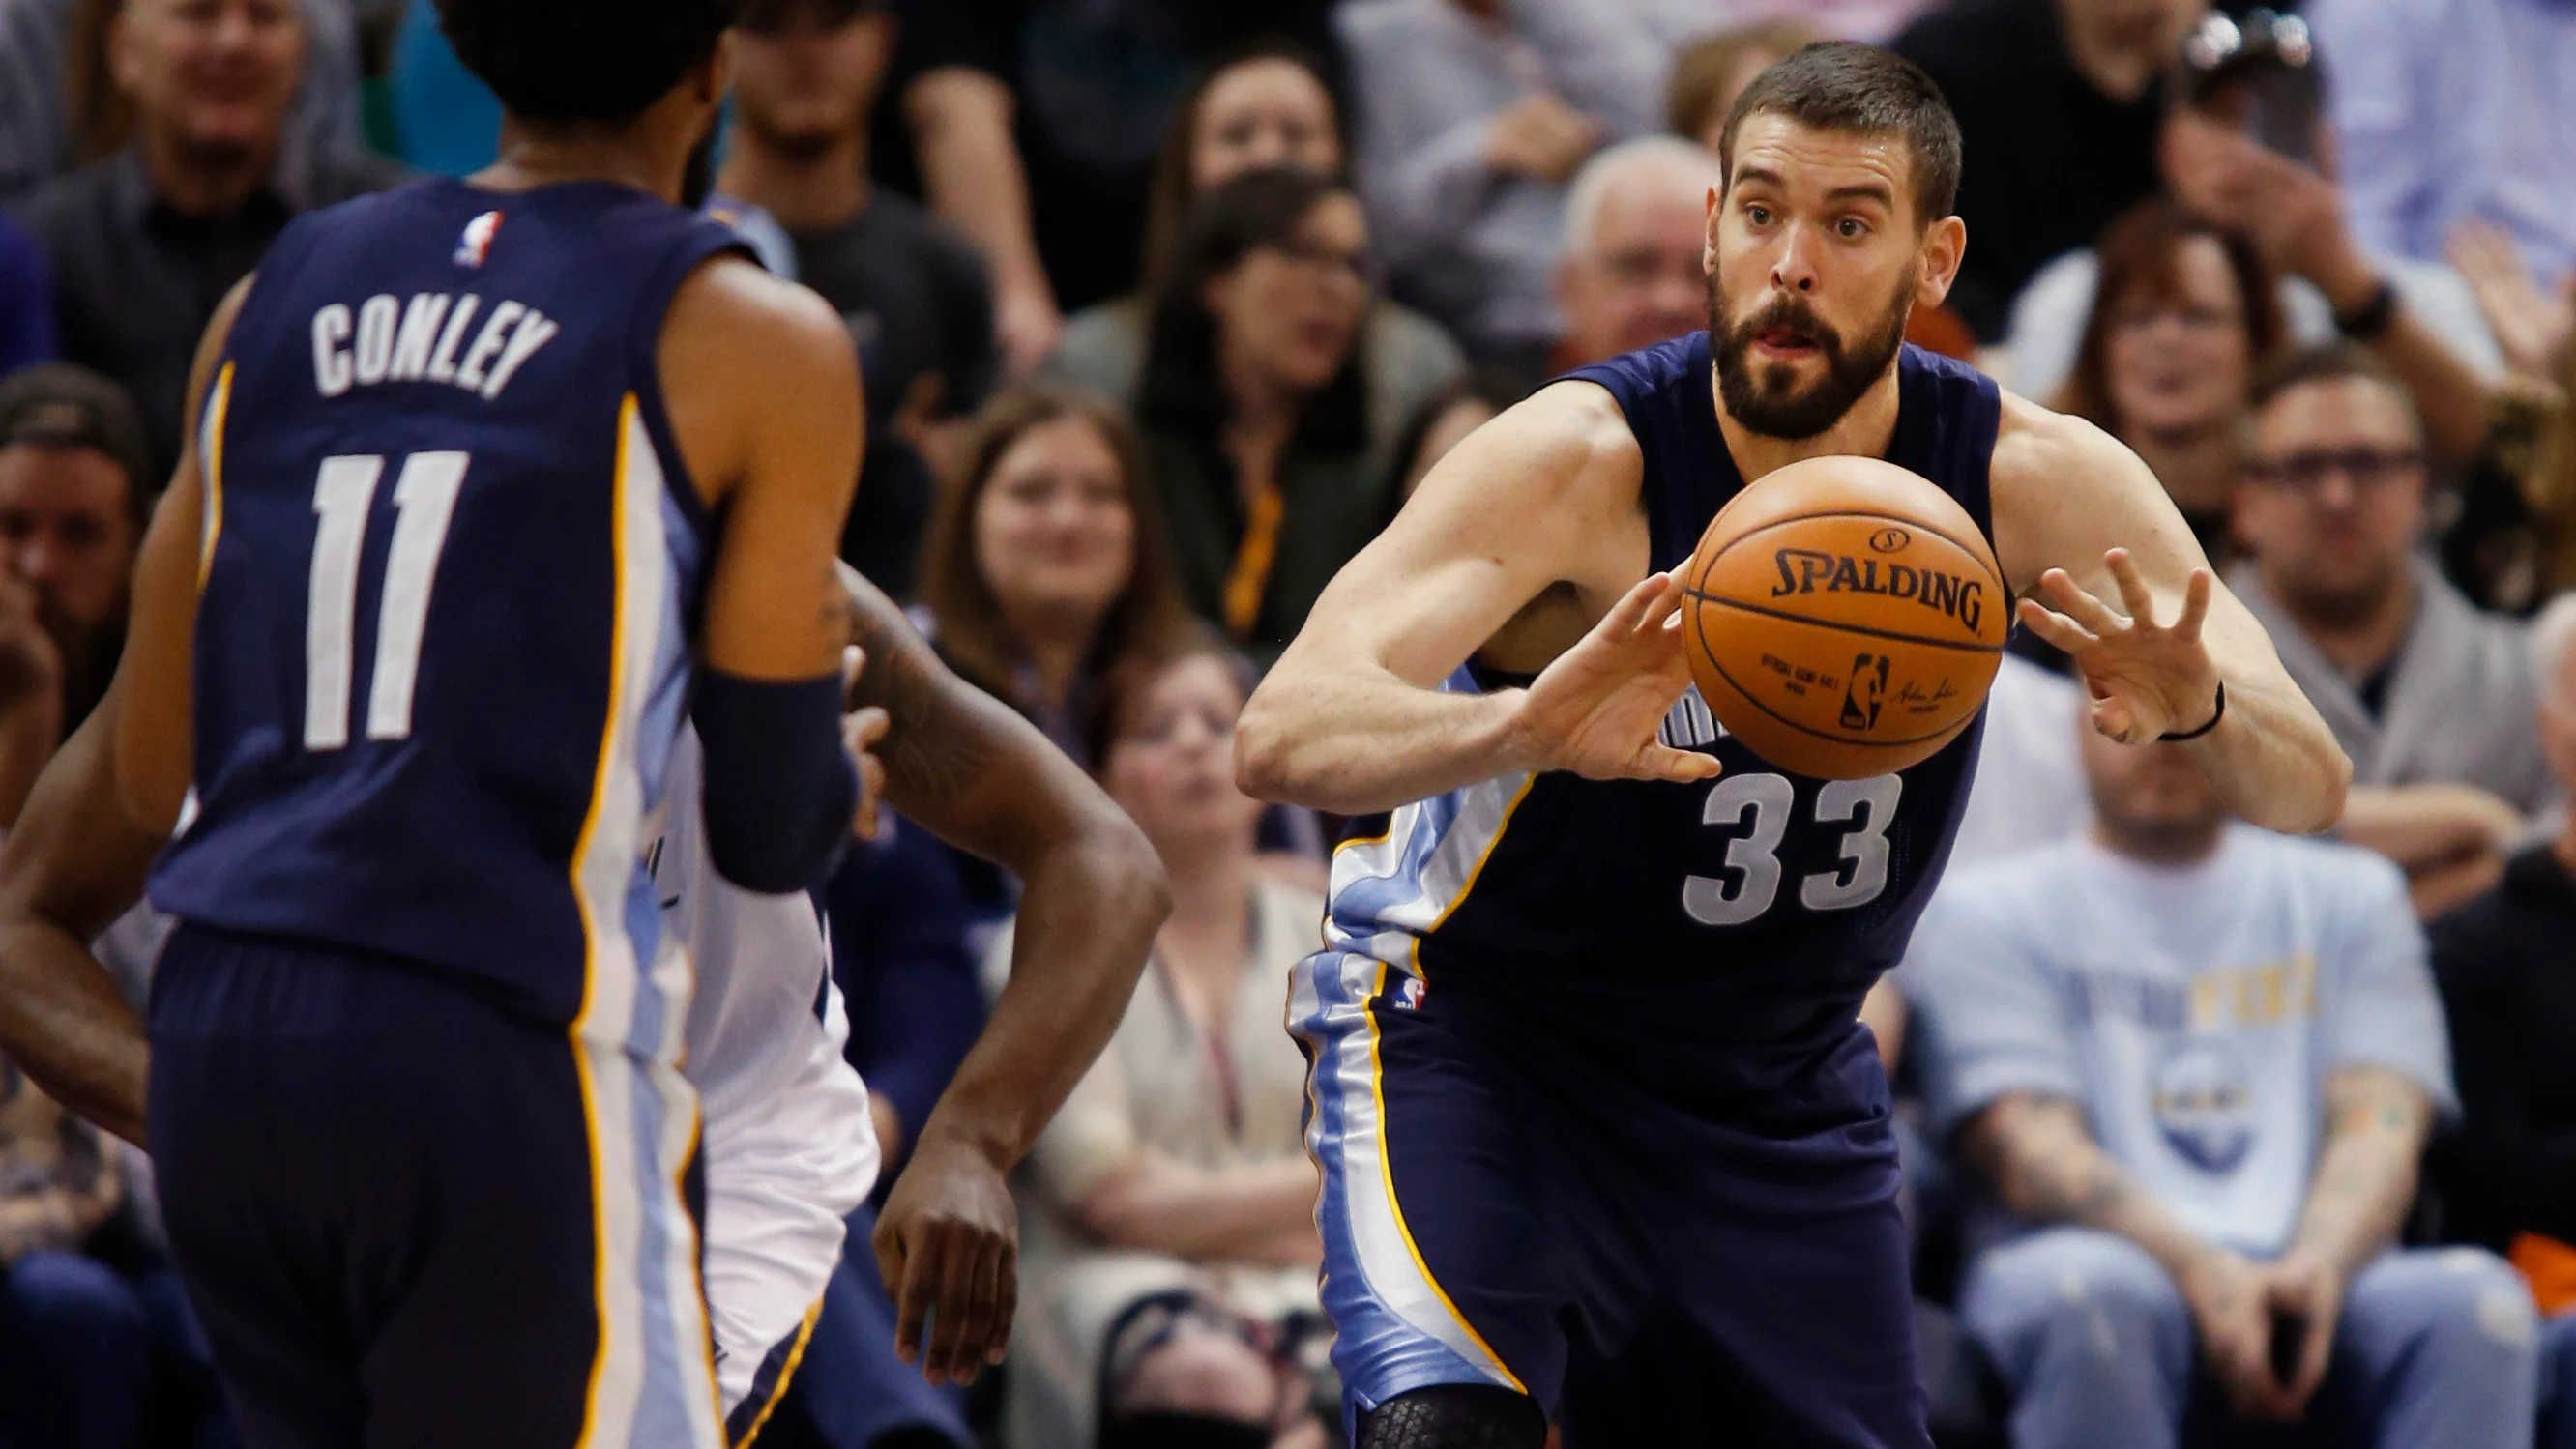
[1235,385,1720,816]
[659,257,865,892]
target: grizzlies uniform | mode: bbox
[1292,335,1999,1447]
[146,179,748,1449]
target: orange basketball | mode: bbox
[1683,455,2006,779]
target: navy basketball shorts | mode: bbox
[1289,949,1931,1449]
[148,923,726,1449]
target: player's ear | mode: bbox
[1703,185,1723,273]
[1915,214,1965,309]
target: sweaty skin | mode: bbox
[1236,116,2348,836]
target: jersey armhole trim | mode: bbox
[626,228,758,543]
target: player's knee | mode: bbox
[1356,1385,1546,1449]
[2355,1248,2538,1359]
[1108,1324,1278,1424]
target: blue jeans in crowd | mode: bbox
[1961,1228,2541,1449]
[0,1249,149,1449]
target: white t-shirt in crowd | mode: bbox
[1949,653,2090,870]
[1905,825,2456,1258]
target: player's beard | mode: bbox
[1710,267,1916,441]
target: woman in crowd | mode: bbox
[1136,166,1419,659]
[986,640,1328,1449]
[1045,42,1471,539]
[2056,197,2287,559]
[916,383,1200,930]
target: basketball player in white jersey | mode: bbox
[0,567,1168,1410]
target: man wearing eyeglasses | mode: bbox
[2231,342,2559,916]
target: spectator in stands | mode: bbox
[1908,713,2537,1449]
[0,365,145,828]
[2305,0,2576,296]
[2054,198,2286,557]
[1663,20,1819,153]
[0,0,366,202]
[1136,167,1403,661]
[0,212,48,373]
[1043,43,1470,507]
[2429,594,2576,1448]
[717,0,996,599]
[919,383,1199,766]
[988,640,1325,1449]
[890,0,1340,374]
[1552,135,1723,372]
[0,1057,140,1449]
[2004,118,2505,471]
[1336,0,1665,390]
[1892,0,2204,340]
[11,0,403,476]
[2231,345,2557,914]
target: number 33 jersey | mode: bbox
[1326,335,2003,1073]
[150,179,749,1029]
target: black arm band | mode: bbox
[2158,681,2227,742]
[691,667,857,893]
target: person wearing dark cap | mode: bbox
[0,363,147,826]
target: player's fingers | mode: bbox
[2174,567,2214,645]
[954,1234,1010,1381]
[2014,597,2096,653]
[923,1224,978,1384]
[987,1236,1018,1366]
[856,753,887,839]
[2103,549,2159,624]
[2091,693,2140,744]
[848,705,891,749]
[2040,567,2128,636]
[842,644,866,696]
[884,1222,930,1366]
[1604,571,1676,640]
[1636,745,1722,785]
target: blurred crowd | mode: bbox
[2,0,2576,1447]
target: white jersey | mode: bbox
[648,729,880,1412]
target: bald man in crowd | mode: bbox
[1552,135,1726,369]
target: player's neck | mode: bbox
[477,120,688,203]
[716,131,870,233]
[2126,426,2239,519]
[1711,362,1903,485]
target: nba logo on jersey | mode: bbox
[1396,976,1426,1011]
[454,211,503,269]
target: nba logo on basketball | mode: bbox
[1839,653,1889,731]
[454,211,503,269]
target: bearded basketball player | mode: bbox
[1236,43,2353,1449]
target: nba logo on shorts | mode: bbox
[1394,976,1426,1011]
[454,211,503,269]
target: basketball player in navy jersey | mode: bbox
[1237,43,2354,1449]
[0,2,1164,1446]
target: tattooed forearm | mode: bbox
[1964,1094,2224,1280]
[2291,1066,2432,1277]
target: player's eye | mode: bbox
[1744,204,1772,227]
[1836,217,1869,240]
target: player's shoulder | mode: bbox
[1990,389,2131,487]
[667,252,849,358]
[1465,371,1645,491]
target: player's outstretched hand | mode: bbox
[872,1130,1019,1387]
[2017,550,2222,744]
[841,644,890,839]
[1512,571,1723,786]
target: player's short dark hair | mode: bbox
[1715,41,1962,227]
[433,0,741,124]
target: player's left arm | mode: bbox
[1989,395,2351,835]
[840,566,1168,1387]
[0,276,252,1147]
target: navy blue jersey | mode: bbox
[149,178,749,1028]
[1324,336,1999,1067]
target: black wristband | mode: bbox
[2332,278,2398,341]
[2159,681,2226,742]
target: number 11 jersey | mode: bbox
[1324,334,2002,1083]
[150,178,748,1029]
